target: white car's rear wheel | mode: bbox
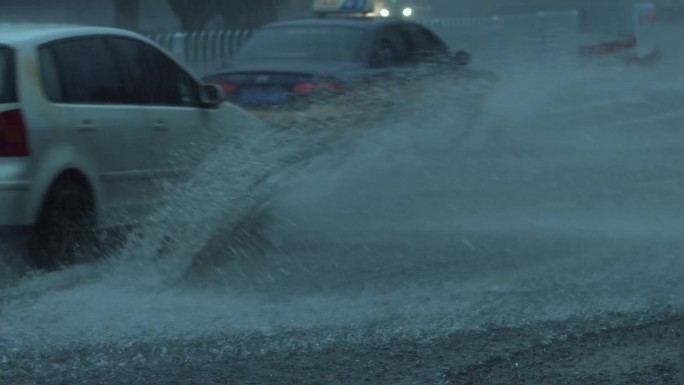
[29,176,96,269]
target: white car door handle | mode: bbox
[153,121,168,132]
[78,120,96,133]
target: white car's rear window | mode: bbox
[0,47,16,103]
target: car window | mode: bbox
[38,47,61,102]
[374,25,411,66]
[0,47,16,103]
[234,26,365,63]
[107,37,201,107]
[105,37,151,104]
[46,37,125,104]
[402,24,449,59]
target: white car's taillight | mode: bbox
[0,109,29,157]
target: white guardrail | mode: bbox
[148,11,582,76]
[146,30,253,75]
[422,11,581,70]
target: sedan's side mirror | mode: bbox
[453,50,471,66]
[200,84,224,107]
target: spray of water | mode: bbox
[2,44,684,354]
[0,69,498,345]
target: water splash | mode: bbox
[2,52,682,356]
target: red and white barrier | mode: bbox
[577,2,659,64]
[632,2,659,61]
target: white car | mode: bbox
[0,24,252,269]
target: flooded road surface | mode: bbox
[2,27,684,384]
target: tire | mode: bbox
[28,176,96,270]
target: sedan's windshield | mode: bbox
[233,26,365,63]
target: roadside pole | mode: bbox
[632,2,659,60]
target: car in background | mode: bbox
[0,23,256,269]
[373,0,424,18]
[202,0,498,128]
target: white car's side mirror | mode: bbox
[200,84,224,107]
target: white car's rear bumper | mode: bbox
[0,160,32,226]
[0,181,31,226]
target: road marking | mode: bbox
[551,96,644,115]
[587,109,684,131]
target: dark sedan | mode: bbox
[202,16,498,128]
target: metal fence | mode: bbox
[148,11,582,77]
[422,11,581,72]
[146,30,253,76]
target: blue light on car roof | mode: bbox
[313,0,374,14]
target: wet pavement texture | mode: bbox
[3,25,684,385]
